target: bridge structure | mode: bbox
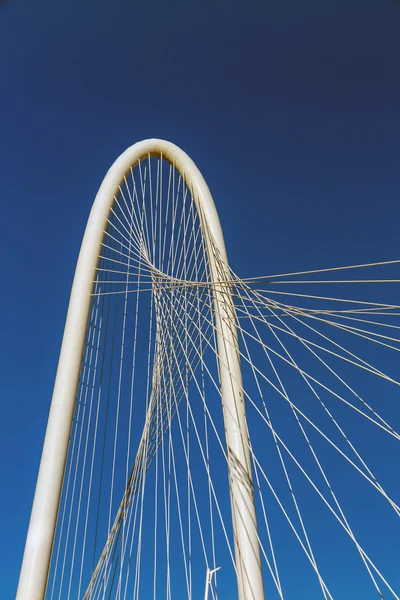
[16,140,400,600]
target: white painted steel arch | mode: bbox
[16,139,265,600]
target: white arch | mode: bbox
[16,139,265,600]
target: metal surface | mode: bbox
[204,566,222,600]
[16,139,265,600]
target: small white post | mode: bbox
[204,566,222,600]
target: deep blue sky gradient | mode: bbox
[1,0,400,596]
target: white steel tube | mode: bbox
[204,566,221,600]
[16,139,265,600]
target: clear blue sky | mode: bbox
[1,0,400,597]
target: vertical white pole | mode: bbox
[16,139,264,600]
[204,566,221,600]
[15,191,113,600]
[204,568,211,600]
[208,267,265,600]
[188,164,265,600]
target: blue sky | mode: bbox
[1,0,400,597]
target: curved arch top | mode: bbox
[90,139,229,266]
